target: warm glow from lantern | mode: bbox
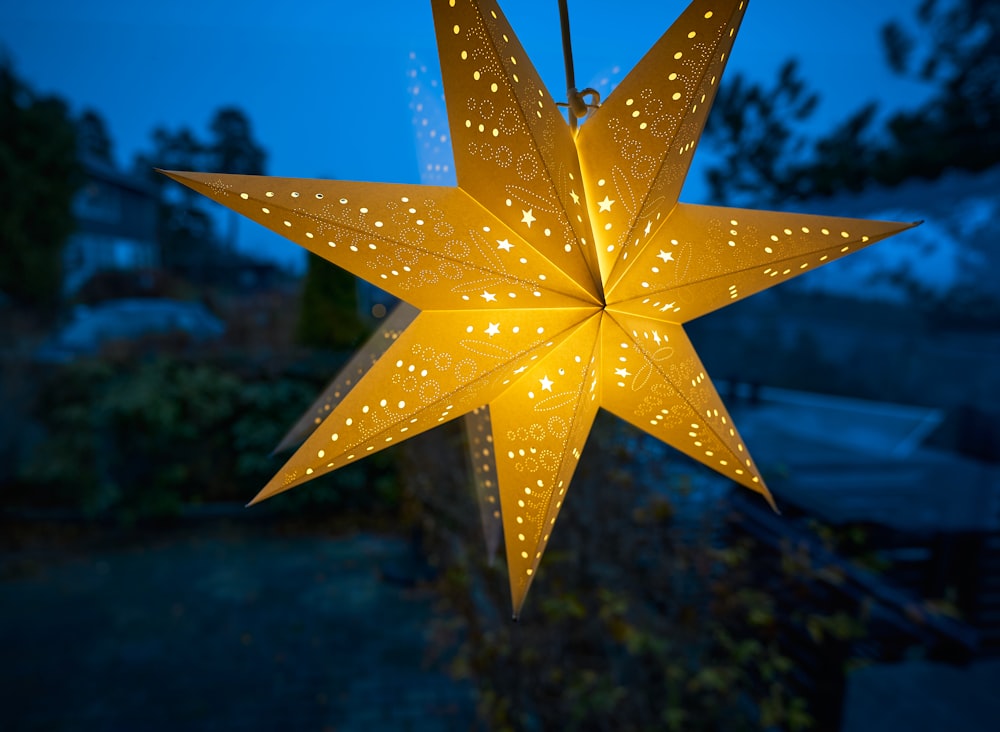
[162,0,917,618]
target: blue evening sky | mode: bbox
[2,0,932,267]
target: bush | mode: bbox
[17,353,400,522]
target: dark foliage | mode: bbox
[0,60,80,310]
[404,416,872,731]
[76,109,114,163]
[704,0,1000,204]
[134,107,267,282]
[876,0,1000,181]
[17,353,399,522]
[704,60,818,206]
[296,253,369,349]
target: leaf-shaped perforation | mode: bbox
[606,203,918,324]
[432,0,603,297]
[251,307,595,505]
[577,0,748,284]
[162,171,597,309]
[600,311,773,506]
[489,314,602,616]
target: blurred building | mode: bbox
[63,156,159,294]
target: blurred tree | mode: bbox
[144,126,206,172]
[75,108,114,163]
[206,107,266,251]
[135,126,217,278]
[296,253,368,349]
[0,59,79,310]
[802,102,880,197]
[136,107,267,282]
[702,60,818,206]
[705,0,1000,204]
[878,0,1000,181]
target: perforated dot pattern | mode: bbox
[163,0,918,617]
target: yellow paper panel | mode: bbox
[600,311,773,506]
[276,302,420,453]
[251,307,596,504]
[432,0,603,296]
[489,314,603,616]
[162,170,599,309]
[577,0,747,282]
[606,204,919,323]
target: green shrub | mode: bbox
[19,354,400,521]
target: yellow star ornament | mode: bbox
[164,0,917,617]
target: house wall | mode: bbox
[64,162,159,294]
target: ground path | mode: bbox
[0,521,478,731]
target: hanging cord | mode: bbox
[556,0,600,131]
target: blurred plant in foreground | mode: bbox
[404,413,870,731]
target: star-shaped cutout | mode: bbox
[481,290,497,302]
[163,0,917,617]
[656,250,674,262]
[497,238,513,251]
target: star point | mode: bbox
[165,0,920,617]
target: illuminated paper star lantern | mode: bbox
[163,0,916,616]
